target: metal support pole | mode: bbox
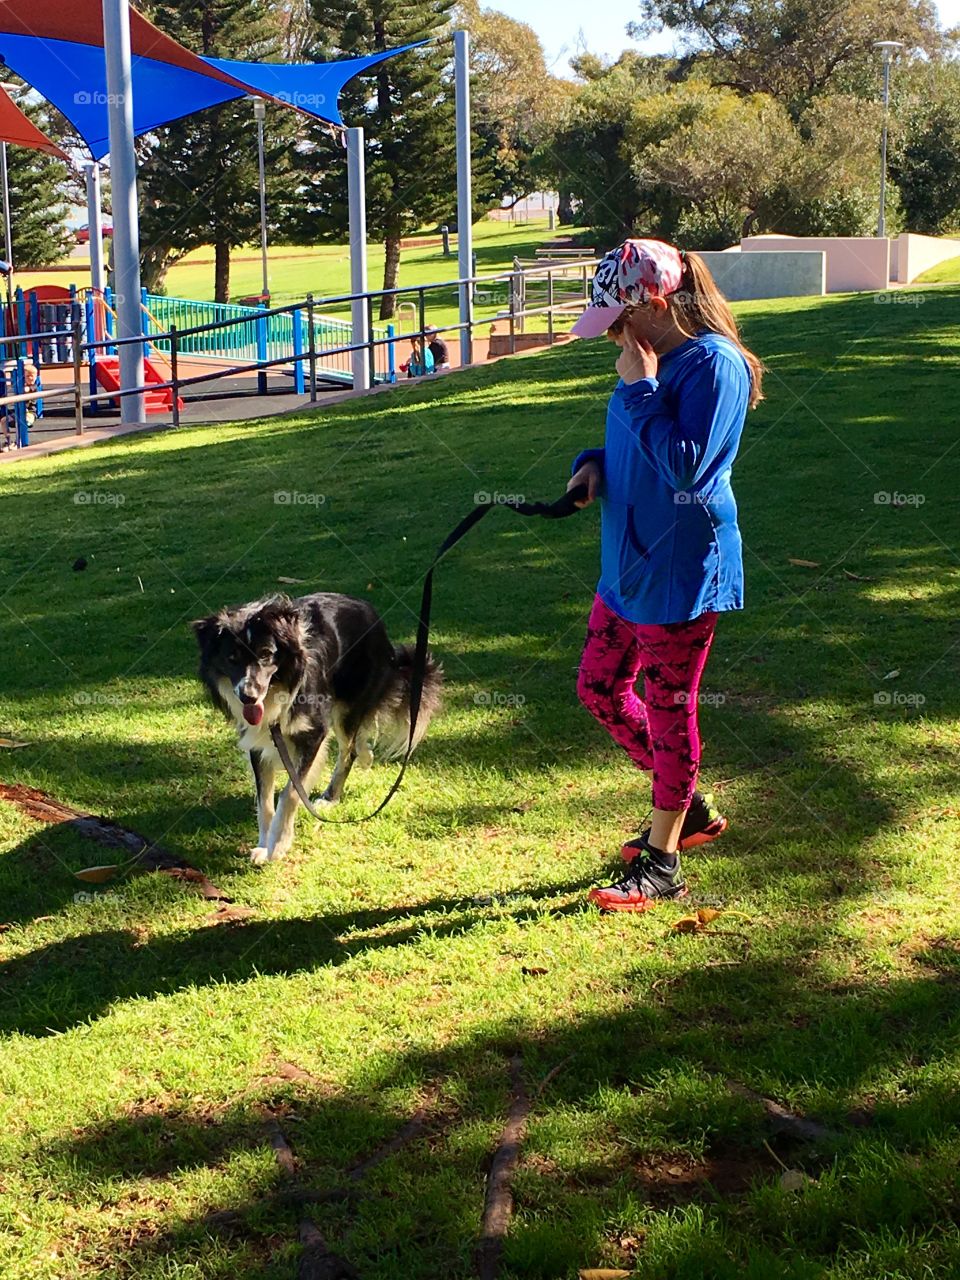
[874,41,903,241]
[72,316,84,435]
[878,54,890,239]
[346,126,370,393]
[85,162,105,294]
[102,0,145,423]
[292,307,305,394]
[306,293,317,401]
[0,142,13,269]
[454,30,473,368]
[366,294,376,386]
[169,324,180,428]
[253,98,269,297]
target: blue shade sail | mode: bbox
[0,33,422,159]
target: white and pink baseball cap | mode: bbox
[571,238,685,339]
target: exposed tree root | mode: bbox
[726,1080,836,1142]
[0,780,232,901]
[476,1053,530,1280]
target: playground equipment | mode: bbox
[0,280,399,445]
[0,255,598,452]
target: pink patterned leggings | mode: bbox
[576,594,718,811]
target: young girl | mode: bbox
[567,238,763,912]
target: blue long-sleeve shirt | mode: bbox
[572,331,750,625]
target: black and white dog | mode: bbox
[192,593,442,864]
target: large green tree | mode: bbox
[630,0,944,112]
[4,101,71,270]
[889,62,960,234]
[137,1,297,300]
[540,60,680,244]
[635,85,882,246]
[296,0,456,319]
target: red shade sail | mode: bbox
[0,85,66,158]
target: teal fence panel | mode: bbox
[143,294,393,385]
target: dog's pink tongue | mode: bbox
[242,703,264,726]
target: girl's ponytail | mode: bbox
[672,252,764,409]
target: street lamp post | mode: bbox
[252,97,269,299]
[874,40,904,239]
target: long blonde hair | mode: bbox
[668,250,764,408]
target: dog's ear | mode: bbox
[190,615,221,653]
[263,600,308,684]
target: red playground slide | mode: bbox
[93,355,185,415]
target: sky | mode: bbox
[495,0,960,77]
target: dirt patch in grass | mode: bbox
[633,1146,782,1206]
[903,934,960,975]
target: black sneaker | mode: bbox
[589,836,688,912]
[622,791,727,863]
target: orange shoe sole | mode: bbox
[588,884,689,912]
[621,817,728,863]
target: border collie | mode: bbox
[192,593,442,864]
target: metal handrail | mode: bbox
[5,256,598,444]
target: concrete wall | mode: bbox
[740,236,889,293]
[892,232,960,284]
[696,248,825,301]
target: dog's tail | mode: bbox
[375,644,444,761]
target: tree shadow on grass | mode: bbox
[36,951,960,1280]
[0,875,593,1038]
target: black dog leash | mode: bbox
[269,482,589,824]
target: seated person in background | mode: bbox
[427,327,451,370]
[400,337,435,378]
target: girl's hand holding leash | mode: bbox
[617,328,658,384]
[567,460,601,508]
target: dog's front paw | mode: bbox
[250,846,270,866]
[266,833,294,861]
[318,787,340,806]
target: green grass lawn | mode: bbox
[914,255,960,284]
[18,218,589,333]
[1,285,960,1279]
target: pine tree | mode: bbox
[298,0,457,319]
[4,101,71,270]
[137,1,298,300]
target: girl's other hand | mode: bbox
[568,460,601,508]
[616,329,658,384]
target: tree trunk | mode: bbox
[557,189,574,226]
[214,239,230,303]
[380,235,401,320]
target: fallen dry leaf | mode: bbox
[672,907,752,934]
[277,576,306,585]
[788,558,821,568]
[579,1270,632,1280]
[672,916,703,933]
[74,864,122,883]
[0,736,30,749]
[883,669,900,680]
[779,1168,814,1191]
[521,966,548,977]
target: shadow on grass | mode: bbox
[38,953,960,1280]
[0,875,592,1038]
